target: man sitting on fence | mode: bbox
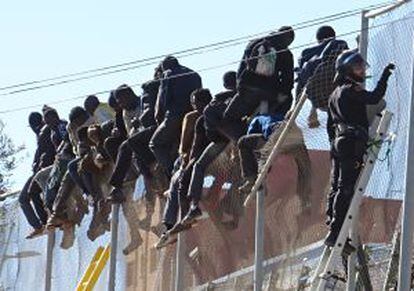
[295,26,348,128]
[179,72,243,226]
[20,112,55,239]
[155,88,213,248]
[150,56,202,178]
[222,26,295,142]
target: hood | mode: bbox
[268,26,295,49]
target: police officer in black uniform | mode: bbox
[325,50,395,246]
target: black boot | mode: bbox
[107,187,125,203]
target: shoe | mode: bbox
[123,235,143,255]
[342,239,357,256]
[181,207,203,226]
[149,223,165,237]
[46,214,66,229]
[107,188,125,203]
[238,176,256,196]
[169,222,192,235]
[154,232,178,250]
[324,230,339,247]
[25,226,46,239]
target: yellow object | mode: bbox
[76,245,111,291]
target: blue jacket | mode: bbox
[247,114,284,140]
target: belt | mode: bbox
[335,123,368,140]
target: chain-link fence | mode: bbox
[1,3,414,291]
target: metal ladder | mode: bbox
[310,110,393,290]
[76,244,111,291]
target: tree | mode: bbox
[0,120,23,193]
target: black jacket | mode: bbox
[157,65,202,119]
[203,90,236,142]
[140,79,159,128]
[327,74,390,141]
[33,125,56,172]
[237,37,294,96]
[114,111,128,140]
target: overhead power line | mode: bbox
[0,14,410,115]
[0,1,397,95]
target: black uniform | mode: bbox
[327,70,391,237]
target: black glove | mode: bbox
[131,117,141,129]
[382,63,395,79]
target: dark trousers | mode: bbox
[19,175,48,229]
[326,149,339,221]
[150,116,183,175]
[104,136,125,163]
[45,159,69,212]
[109,139,133,188]
[224,87,271,121]
[68,157,90,195]
[238,133,266,179]
[128,126,156,176]
[329,136,366,234]
[187,142,228,206]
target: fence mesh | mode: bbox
[1,3,414,291]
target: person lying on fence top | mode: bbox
[180,73,241,226]
[107,84,142,203]
[150,56,202,177]
[222,26,294,141]
[324,50,395,247]
[237,112,285,196]
[84,94,116,124]
[104,91,128,162]
[20,112,54,239]
[157,88,213,246]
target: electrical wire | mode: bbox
[0,1,397,94]
[0,9,411,115]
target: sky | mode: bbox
[0,0,389,190]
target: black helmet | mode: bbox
[335,50,368,83]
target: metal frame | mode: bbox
[45,230,55,291]
[108,204,120,291]
[310,111,393,290]
[397,33,414,291]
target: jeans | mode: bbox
[238,133,266,179]
[163,162,193,227]
[19,175,48,229]
[150,116,183,175]
[187,142,228,205]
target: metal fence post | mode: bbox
[45,230,55,291]
[398,42,414,291]
[345,11,370,290]
[254,187,265,291]
[108,204,120,291]
[174,232,185,291]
